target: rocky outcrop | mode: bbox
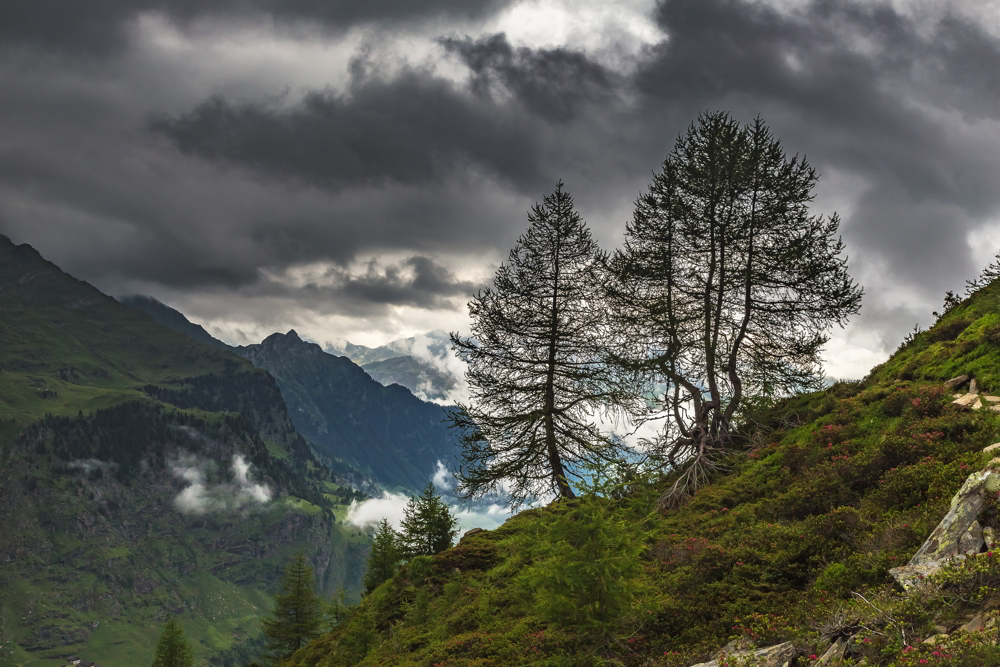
[946,375,1000,411]
[890,447,1000,589]
[690,641,797,667]
[944,374,970,389]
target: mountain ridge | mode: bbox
[119,295,462,492]
[233,330,460,493]
[0,234,369,667]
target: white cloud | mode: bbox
[171,454,272,514]
[346,463,518,536]
[452,504,511,533]
[68,458,116,475]
[408,332,471,405]
[345,491,411,530]
[432,460,454,490]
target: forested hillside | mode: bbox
[121,297,460,493]
[0,235,370,666]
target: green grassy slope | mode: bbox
[0,235,370,667]
[0,236,234,424]
[287,284,1000,667]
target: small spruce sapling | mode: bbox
[363,518,402,593]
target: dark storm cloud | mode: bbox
[640,0,1000,206]
[0,0,512,55]
[242,255,484,317]
[6,0,1000,357]
[150,70,544,190]
[317,255,481,310]
[438,33,618,123]
[632,0,1000,306]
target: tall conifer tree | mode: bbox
[261,552,323,659]
[399,483,458,557]
[452,183,634,507]
[609,112,862,504]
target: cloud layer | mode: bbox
[3,0,1000,372]
[346,459,511,534]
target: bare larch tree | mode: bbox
[609,112,863,505]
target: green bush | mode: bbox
[519,496,649,641]
[930,552,1000,606]
[813,563,854,598]
[883,632,1000,667]
[926,318,971,343]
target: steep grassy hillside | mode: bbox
[286,282,1000,667]
[0,235,370,667]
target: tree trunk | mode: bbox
[545,211,574,499]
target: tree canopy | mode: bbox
[399,483,459,557]
[609,111,862,503]
[364,518,402,593]
[452,183,635,507]
[261,552,324,659]
[150,618,194,667]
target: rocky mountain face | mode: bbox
[326,331,458,402]
[119,296,461,491]
[359,355,458,403]
[235,331,460,493]
[0,235,368,667]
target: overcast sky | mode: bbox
[3,0,1000,379]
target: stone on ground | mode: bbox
[944,374,970,389]
[691,641,796,667]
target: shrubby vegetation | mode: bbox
[284,336,1000,665]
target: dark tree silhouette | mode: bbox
[452,183,635,507]
[609,112,863,504]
